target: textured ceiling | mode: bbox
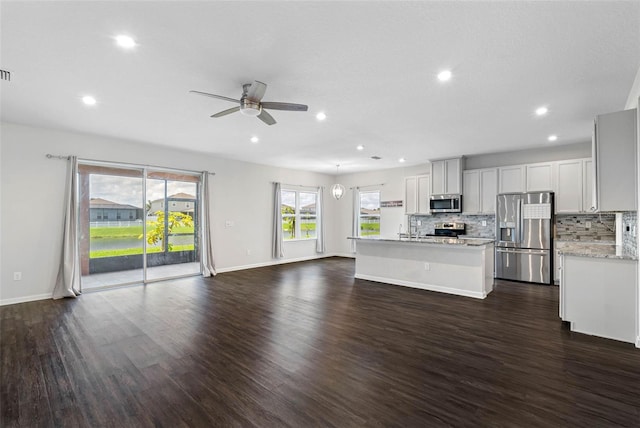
[1,1,639,173]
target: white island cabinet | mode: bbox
[349,237,494,299]
[559,244,638,345]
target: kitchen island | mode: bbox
[558,242,638,345]
[349,236,495,299]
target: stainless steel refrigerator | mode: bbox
[495,192,554,285]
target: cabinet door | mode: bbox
[404,176,417,214]
[479,168,498,214]
[582,159,594,212]
[556,160,583,213]
[431,161,445,195]
[462,170,480,214]
[445,158,461,194]
[595,109,637,212]
[498,166,525,193]
[417,175,431,214]
[526,163,553,192]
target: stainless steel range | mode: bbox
[424,222,466,237]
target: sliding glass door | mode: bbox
[145,170,201,281]
[78,162,202,290]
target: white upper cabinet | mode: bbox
[498,165,525,193]
[417,175,431,214]
[526,162,553,192]
[431,158,463,195]
[555,159,583,213]
[583,159,594,212]
[404,174,431,214]
[463,168,497,214]
[593,108,637,212]
[480,169,498,214]
[404,176,417,214]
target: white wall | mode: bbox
[0,122,337,304]
[625,65,640,109]
[332,163,431,256]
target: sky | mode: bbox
[88,175,197,207]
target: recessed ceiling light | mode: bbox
[437,70,452,82]
[535,106,549,116]
[250,136,259,143]
[82,95,97,106]
[115,35,136,49]
[316,112,327,121]
[548,135,558,142]
[356,145,364,151]
[399,158,406,163]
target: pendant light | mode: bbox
[331,164,345,200]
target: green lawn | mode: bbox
[90,224,194,239]
[90,244,194,258]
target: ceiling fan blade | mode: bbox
[246,81,267,101]
[211,106,240,118]
[261,101,308,112]
[257,109,276,125]
[190,90,240,104]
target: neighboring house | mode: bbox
[90,198,143,221]
[148,192,196,216]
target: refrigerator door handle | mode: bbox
[516,199,523,244]
[496,248,549,255]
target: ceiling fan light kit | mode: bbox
[190,80,308,126]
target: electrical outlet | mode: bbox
[13,272,22,281]
[482,220,487,227]
[417,220,422,226]
[585,221,591,229]
[424,263,430,271]
[246,249,251,256]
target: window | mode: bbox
[281,189,318,240]
[359,191,381,236]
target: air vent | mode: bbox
[0,70,10,81]
[371,156,382,160]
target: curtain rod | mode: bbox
[350,183,385,190]
[45,154,215,175]
[274,182,322,189]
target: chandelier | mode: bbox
[331,164,345,200]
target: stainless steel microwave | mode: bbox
[429,194,462,213]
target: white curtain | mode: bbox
[351,187,360,253]
[316,186,326,253]
[52,156,81,299]
[272,182,284,258]
[201,172,216,277]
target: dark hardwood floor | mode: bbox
[2,257,639,427]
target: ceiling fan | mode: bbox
[190,81,308,125]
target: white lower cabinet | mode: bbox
[561,254,637,344]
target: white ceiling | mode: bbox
[1,1,639,174]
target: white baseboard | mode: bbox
[354,273,488,299]
[0,293,52,306]
[333,252,355,258]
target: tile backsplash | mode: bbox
[408,212,637,254]
[555,213,616,242]
[621,211,637,258]
[409,214,496,238]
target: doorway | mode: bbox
[78,162,202,290]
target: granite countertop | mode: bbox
[347,236,495,247]
[557,242,638,261]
